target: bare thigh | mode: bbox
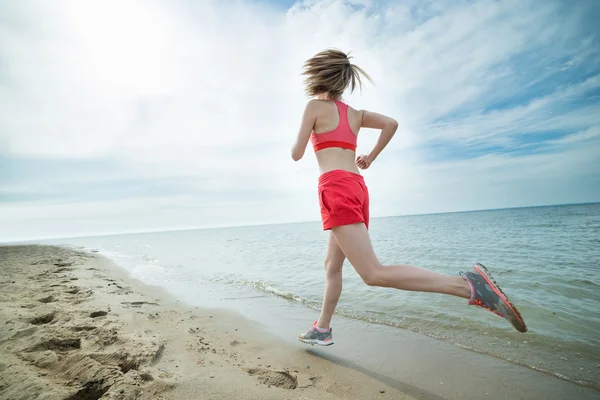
[331,223,379,279]
[325,231,346,272]
[332,223,472,295]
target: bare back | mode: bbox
[291,96,397,169]
[312,100,363,175]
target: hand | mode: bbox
[356,154,372,170]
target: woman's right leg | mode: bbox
[330,222,528,333]
[331,222,471,298]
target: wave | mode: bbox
[567,278,600,288]
[211,275,323,309]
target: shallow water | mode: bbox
[41,203,600,390]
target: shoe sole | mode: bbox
[298,337,334,346]
[474,263,527,333]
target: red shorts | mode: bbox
[318,169,370,230]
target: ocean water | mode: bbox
[40,203,600,390]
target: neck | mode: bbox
[315,93,341,101]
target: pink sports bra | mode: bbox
[310,100,357,152]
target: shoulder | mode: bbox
[303,99,332,116]
[305,99,321,108]
[305,99,331,109]
[346,103,360,112]
[302,99,320,112]
[347,104,365,119]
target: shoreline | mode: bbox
[1,245,598,400]
[0,245,413,399]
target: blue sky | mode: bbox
[1,0,599,241]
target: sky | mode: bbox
[1,0,599,241]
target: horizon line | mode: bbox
[2,201,598,244]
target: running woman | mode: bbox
[290,49,527,346]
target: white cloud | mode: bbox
[0,0,598,240]
[423,76,600,149]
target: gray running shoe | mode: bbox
[298,321,334,346]
[461,263,527,333]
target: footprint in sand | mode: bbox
[31,259,58,266]
[53,261,73,268]
[90,311,108,318]
[63,380,107,400]
[52,268,70,274]
[121,301,159,308]
[28,337,81,352]
[244,368,299,389]
[139,372,154,381]
[30,312,56,325]
[88,352,140,373]
[71,325,98,332]
[38,295,56,303]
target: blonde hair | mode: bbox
[302,49,372,99]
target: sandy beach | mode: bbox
[0,245,415,400]
[1,245,599,400]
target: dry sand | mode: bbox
[0,245,413,400]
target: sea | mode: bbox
[36,203,600,390]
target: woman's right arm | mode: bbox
[361,110,399,164]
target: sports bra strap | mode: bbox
[332,99,350,130]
